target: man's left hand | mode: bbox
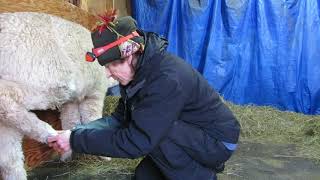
[48,130,71,153]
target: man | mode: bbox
[48,15,240,180]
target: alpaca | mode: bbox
[0,12,116,180]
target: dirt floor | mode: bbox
[28,141,320,180]
[218,141,320,180]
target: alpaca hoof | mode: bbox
[99,156,112,161]
[60,150,72,162]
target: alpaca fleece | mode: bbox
[0,12,116,180]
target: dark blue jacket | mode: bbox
[70,31,240,158]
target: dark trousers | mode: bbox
[86,117,232,180]
[133,121,233,180]
[133,154,217,180]
[133,156,166,180]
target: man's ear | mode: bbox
[126,55,133,65]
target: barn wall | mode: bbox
[0,0,98,30]
[0,0,131,30]
[80,0,113,15]
[114,0,131,17]
[78,0,131,17]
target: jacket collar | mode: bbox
[121,30,168,99]
[125,79,146,98]
[132,30,168,84]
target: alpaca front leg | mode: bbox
[59,102,82,161]
[0,96,57,143]
[60,102,81,130]
[79,94,112,161]
[0,125,27,180]
[78,93,105,124]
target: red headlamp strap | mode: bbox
[85,52,96,62]
[93,31,139,57]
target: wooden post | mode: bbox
[114,0,131,17]
[80,0,89,11]
[77,0,114,15]
[73,0,131,17]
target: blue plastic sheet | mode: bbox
[131,0,320,115]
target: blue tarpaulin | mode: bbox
[131,0,320,115]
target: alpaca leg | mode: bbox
[78,93,112,161]
[0,96,57,143]
[60,102,81,130]
[0,125,26,180]
[57,102,82,161]
[78,92,105,124]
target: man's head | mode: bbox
[104,53,138,86]
[86,13,144,85]
[86,15,144,65]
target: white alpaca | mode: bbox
[0,12,116,180]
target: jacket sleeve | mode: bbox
[70,76,186,158]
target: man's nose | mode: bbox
[105,67,111,78]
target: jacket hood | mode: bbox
[134,30,168,72]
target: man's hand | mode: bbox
[48,130,71,154]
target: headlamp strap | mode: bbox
[93,31,139,57]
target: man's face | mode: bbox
[104,55,135,86]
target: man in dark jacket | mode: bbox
[48,15,240,180]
